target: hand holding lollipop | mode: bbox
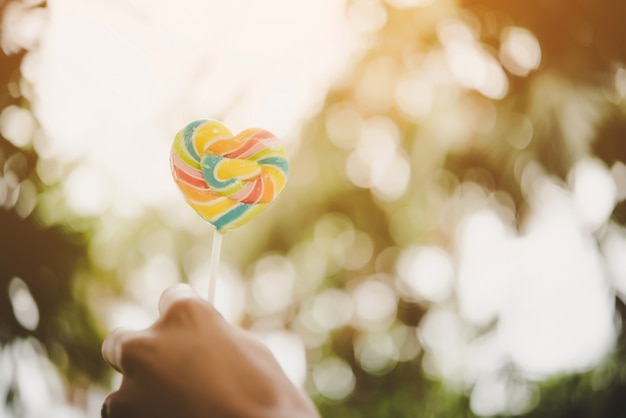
[100,123,315,418]
[101,285,320,418]
[170,119,289,301]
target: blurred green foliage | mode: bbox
[0,1,108,412]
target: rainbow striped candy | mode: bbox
[170,119,289,232]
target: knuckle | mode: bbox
[162,298,203,325]
[118,334,154,373]
[103,390,134,418]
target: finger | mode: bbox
[103,379,179,418]
[158,283,201,316]
[102,327,137,373]
[101,402,109,418]
[102,387,140,418]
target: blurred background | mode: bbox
[2,0,626,416]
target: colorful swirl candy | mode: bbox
[170,119,289,232]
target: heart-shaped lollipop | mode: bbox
[170,119,289,232]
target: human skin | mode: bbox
[101,284,320,418]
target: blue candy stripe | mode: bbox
[213,203,252,231]
[183,119,207,162]
[257,156,289,175]
[201,154,236,189]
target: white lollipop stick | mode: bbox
[207,231,223,303]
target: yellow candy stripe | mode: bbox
[215,159,261,182]
[193,197,239,220]
[193,121,233,156]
